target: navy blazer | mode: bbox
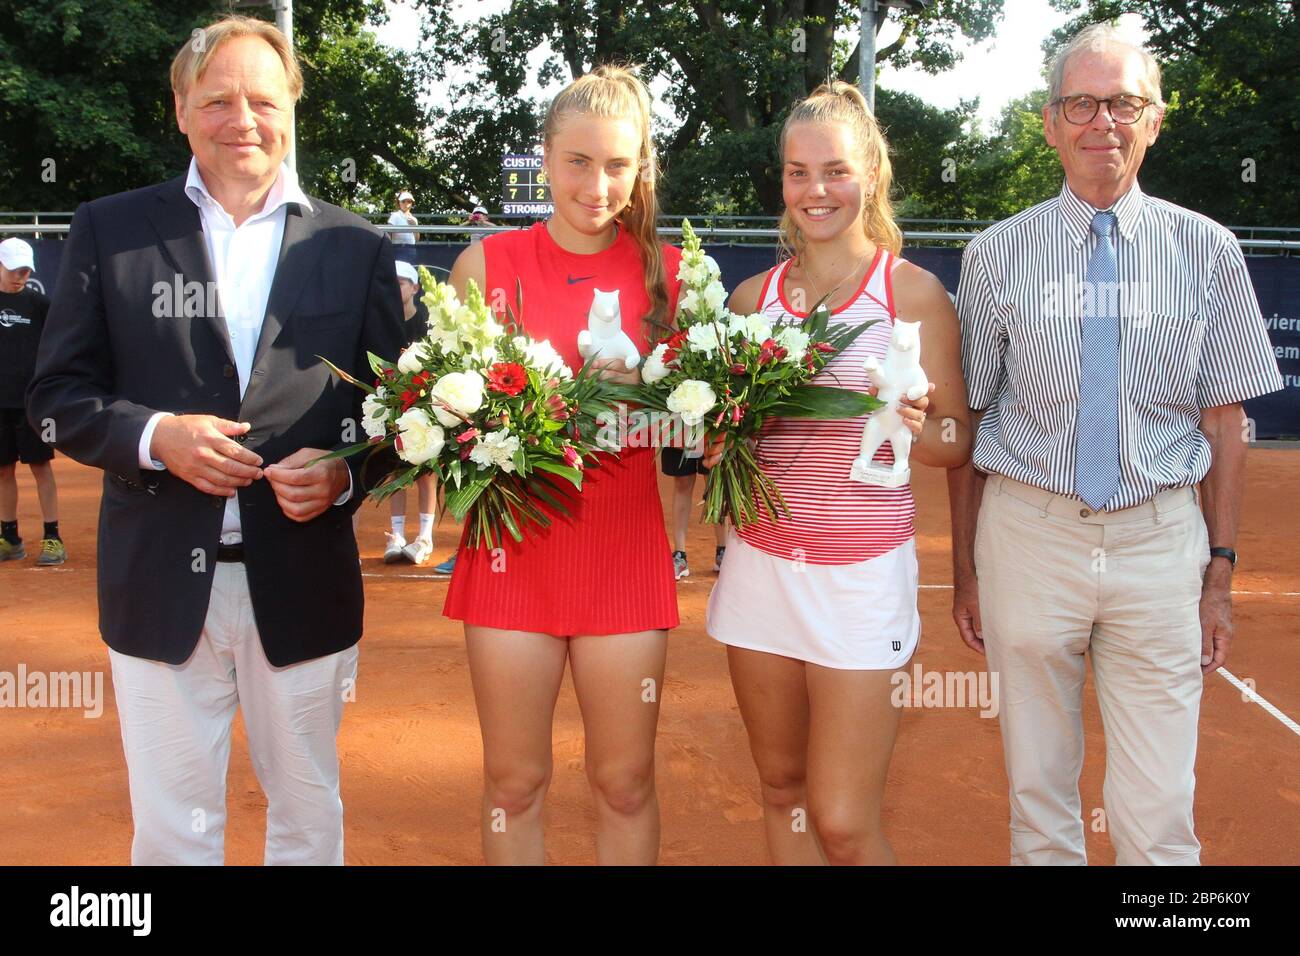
[28,175,407,666]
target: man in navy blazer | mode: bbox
[28,15,406,865]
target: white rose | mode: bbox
[469,428,522,473]
[774,325,810,362]
[429,370,485,427]
[397,340,430,374]
[361,388,390,440]
[642,343,673,385]
[686,322,726,358]
[394,408,445,465]
[522,338,572,380]
[728,311,772,342]
[666,379,718,427]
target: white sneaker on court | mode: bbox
[383,532,407,564]
[403,537,434,566]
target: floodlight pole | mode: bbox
[860,1,877,112]
[275,0,295,171]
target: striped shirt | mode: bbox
[737,249,916,565]
[958,180,1284,510]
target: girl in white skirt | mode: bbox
[705,81,971,865]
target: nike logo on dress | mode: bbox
[567,274,596,285]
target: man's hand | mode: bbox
[151,414,263,497]
[263,448,350,523]
[1199,560,1234,674]
[953,570,984,654]
[589,357,641,386]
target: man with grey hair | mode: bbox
[948,23,1282,865]
[29,15,405,865]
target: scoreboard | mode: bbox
[501,153,553,216]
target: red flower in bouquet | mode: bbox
[486,361,528,396]
[758,338,788,365]
[662,328,690,364]
[543,393,570,421]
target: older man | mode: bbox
[28,16,405,864]
[948,24,1283,865]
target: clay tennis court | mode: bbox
[2,449,1298,865]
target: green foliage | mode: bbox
[0,0,442,213]
[418,0,1007,217]
[3,0,1293,226]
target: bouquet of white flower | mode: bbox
[317,268,619,548]
[611,220,884,528]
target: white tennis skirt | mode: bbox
[706,531,920,670]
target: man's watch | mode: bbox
[1209,547,1237,568]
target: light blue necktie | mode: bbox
[1075,211,1120,511]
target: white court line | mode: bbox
[923,584,1300,737]
[1216,668,1300,737]
[21,568,1300,735]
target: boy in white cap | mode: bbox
[387,190,418,245]
[0,237,65,565]
[386,259,437,565]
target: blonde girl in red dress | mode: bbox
[705,82,971,864]
[444,65,682,865]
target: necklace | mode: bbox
[802,250,868,312]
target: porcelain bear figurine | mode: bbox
[850,319,929,487]
[577,288,640,370]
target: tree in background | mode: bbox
[0,0,445,212]
[2,1,1294,226]
[414,0,1006,216]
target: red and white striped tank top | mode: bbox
[737,248,916,565]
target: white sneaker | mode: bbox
[383,532,407,564]
[403,537,434,566]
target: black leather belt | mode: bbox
[216,543,245,563]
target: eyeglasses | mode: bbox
[1051,94,1152,125]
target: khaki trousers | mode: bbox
[975,475,1209,866]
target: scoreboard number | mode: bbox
[501,153,554,216]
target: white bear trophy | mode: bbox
[849,319,929,487]
[576,288,640,370]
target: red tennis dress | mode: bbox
[442,222,683,636]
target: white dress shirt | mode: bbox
[138,158,350,542]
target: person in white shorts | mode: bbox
[705,81,971,865]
